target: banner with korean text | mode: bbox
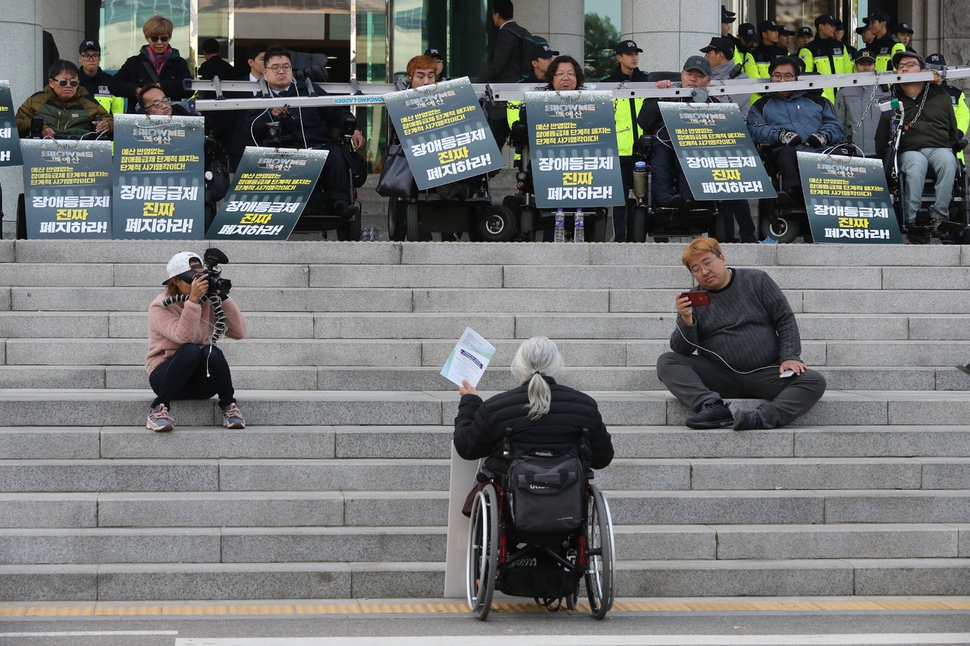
[0,81,23,166]
[206,147,327,240]
[112,113,205,239]
[796,152,902,243]
[659,101,775,200]
[525,90,624,209]
[382,77,503,189]
[21,139,112,238]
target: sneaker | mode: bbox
[147,403,174,433]
[732,409,764,431]
[222,403,246,429]
[685,402,733,429]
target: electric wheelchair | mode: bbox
[465,453,615,620]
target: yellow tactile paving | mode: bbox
[0,598,967,617]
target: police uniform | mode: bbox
[798,16,851,104]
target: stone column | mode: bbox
[515,0,584,64]
[622,0,719,74]
[0,0,44,238]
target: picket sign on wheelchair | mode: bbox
[465,428,616,620]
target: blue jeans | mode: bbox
[900,148,958,223]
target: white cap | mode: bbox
[164,251,201,285]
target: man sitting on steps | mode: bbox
[656,238,826,431]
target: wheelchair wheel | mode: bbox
[16,193,27,240]
[592,208,608,242]
[629,205,647,243]
[337,211,362,241]
[387,199,406,241]
[476,204,517,242]
[760,213,799,244]
[518,207,536,241]
[584,484,615,620]
[405,202,421,242]
[466,483,499,621]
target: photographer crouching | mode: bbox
[146,250,247,432]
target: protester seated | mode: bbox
[137,83,190,116]
[746,56,845,205]
[636,55,717,210]
[16,60,112,139]
[874,51,959,239]
[247,45,366,218]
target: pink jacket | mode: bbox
[145,293,247,374]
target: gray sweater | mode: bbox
[670,267,802,371]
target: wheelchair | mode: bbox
[886,139,970,244]
[386,173,517,242]
[465,469,615,620]
[503,111,610,242]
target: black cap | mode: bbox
[778,25,795,36]
[855,19,870,35]
[868,10,891,23]
[833,19,844,30]
[814,14,837,28]
[79,39,100,54]
[683,55,713,77]
[529,41,558,60]
[721,5,736,24]
[700,36,736,58]
[892,50,926,69]
[797,26,813,37]
[853,49,876,63]
[759,19,779,33]
[926,52,946,68]
[893,23,914,34]
[614,40,643,54]
[423,48,444,60]
[739,23,756,39]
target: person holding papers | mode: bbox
[453,336,614,478]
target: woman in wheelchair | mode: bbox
[454,336,615,618]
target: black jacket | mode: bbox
[479,20,531,83]
[78,67,113,97]
[247,81,355,148]
[110,45,192,109]
[602,66,650,83]
[454,377,614,474]
[199,55,238,81]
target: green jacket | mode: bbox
[16,85,112,138]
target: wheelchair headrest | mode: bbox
[510,120,529,147]
[646,71,682,83]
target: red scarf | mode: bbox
[148,46,172,76]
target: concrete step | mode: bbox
[1,388,968,427]
[2,556,968,601]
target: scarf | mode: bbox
[147,46,172,76]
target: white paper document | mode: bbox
[440,327,496,388]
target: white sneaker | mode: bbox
[147,403,174,432]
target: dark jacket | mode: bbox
[247,81,354,148]
[78,67,113,97]
[748,90,845,151]
[875,82,959,158]
[198,55,238,81]
[454,377,614,475]
[479,20,531,83]
[110,45,192,109]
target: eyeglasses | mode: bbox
[689,257,720,276]
[896,61,921,70]
[267,64,292,73]
[52,78,79,87]
[148,96,171,109]
[80,53,100,61]
[770,72,797,81]
[149,35,171,43]
[553,71,577,79]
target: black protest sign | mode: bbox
[526,90,624,209]
[207,147,328,240]
[112,114,205,239]
[382,77,503,189]
[659,101,775,200]
[21,139,112,238]
[796,152,902,243]
[0,81,23,166]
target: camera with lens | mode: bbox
[196,248,232,298]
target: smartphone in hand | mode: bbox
[680,290,710,307]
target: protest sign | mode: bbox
[112,113,205,239]
[383,77,503,190]
[21,139,112,238]
[796,152,902,243]
[0,81,23,166]
[207,147,327,240]
[659,101,775,200]
[526,90,624,209]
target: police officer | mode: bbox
[798,14,851,104]
[796,27,814,51]
[777,25,795,55]
[603,39,649,242]
[893,23,915,53]
[424,48,448,82]
[867,11,906,72]
[926,53,969,163]
[736,23,758,59]
[745,21,788,104]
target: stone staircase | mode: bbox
[1,239,969,601]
